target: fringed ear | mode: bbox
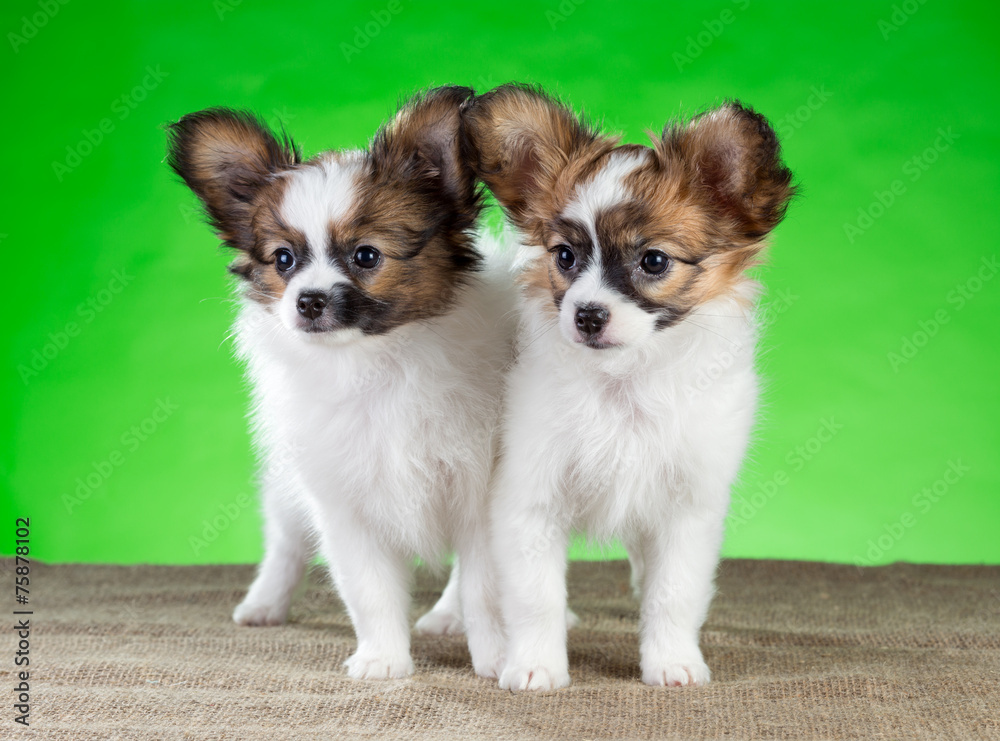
[658,101,795,245]
[166,108,300,250]
[371,86,481,223]
[463,84,613,228]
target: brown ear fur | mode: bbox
[463,84,615,229]
[370,86,481,231]
[166,109,300,251]
[656,102,794,246]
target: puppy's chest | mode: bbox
[266,351,474,486]
[558,373,688,475]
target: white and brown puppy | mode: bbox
[465,85,794,690]
[167,87,510,679]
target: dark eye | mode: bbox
[556,245,576,271]
[274,247,296,272]
[353,245,381,269]
[640,250,669,275]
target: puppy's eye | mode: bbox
[640,250,669,275]
[353,246,381,269]
[274,247,296,272]
[556,245,576,271]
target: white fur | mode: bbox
[492,222,759,690]
[563,149,648,234]
[231,159,515,681]
[280,153,364,249]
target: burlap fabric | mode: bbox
[7,558,999,739]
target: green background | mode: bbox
[3,0,998,566]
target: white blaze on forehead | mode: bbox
[562,148,648,241]
[558,149,658,348]
[280,152,366,259]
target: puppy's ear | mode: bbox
[660,101,794,245]
[372,86,480,224]
[166,108,299,250]
[464,84,612,227]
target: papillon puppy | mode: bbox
[166,87,510,680]
[465,85,794,690]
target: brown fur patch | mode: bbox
[232,174,307,304]
[521,257,568,320]
[465,83,617,242]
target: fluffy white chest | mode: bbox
[236,293,506,557]
[509,297,759,537]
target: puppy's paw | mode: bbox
[232,598,288,627]
[468,632,506,680]
[499,663,570,692]
[414,608,465,636]
[344,650,414,680]
[472,648,505,681]
[641,658,711,687]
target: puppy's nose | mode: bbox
[575,305,609,338]
[296,291,328,320]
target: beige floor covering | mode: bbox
[5,558,1000,740]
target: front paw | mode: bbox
[467,632,506,680]
[344,650,414,680]
[232,598,288,627]
[414,608,465,636]
[499,663,570,691]
[641,657,711,687]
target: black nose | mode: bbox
[575,305,609,337]
[296,292,328,320]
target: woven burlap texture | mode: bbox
[9,558,1000,740]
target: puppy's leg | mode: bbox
[414,561,464,636]
[319,511,414,680]
[455,522,506,680]
[493,468,571,691]
[623,537,645,601]
[637,503,726,687]
[233,477,312,627]
[420,555,576,640]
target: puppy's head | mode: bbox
[167,86,481,341]
[465,84,794,350]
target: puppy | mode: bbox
[166,87,510,679]
[465,85,794,690]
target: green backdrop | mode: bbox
[3,0,998,566]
